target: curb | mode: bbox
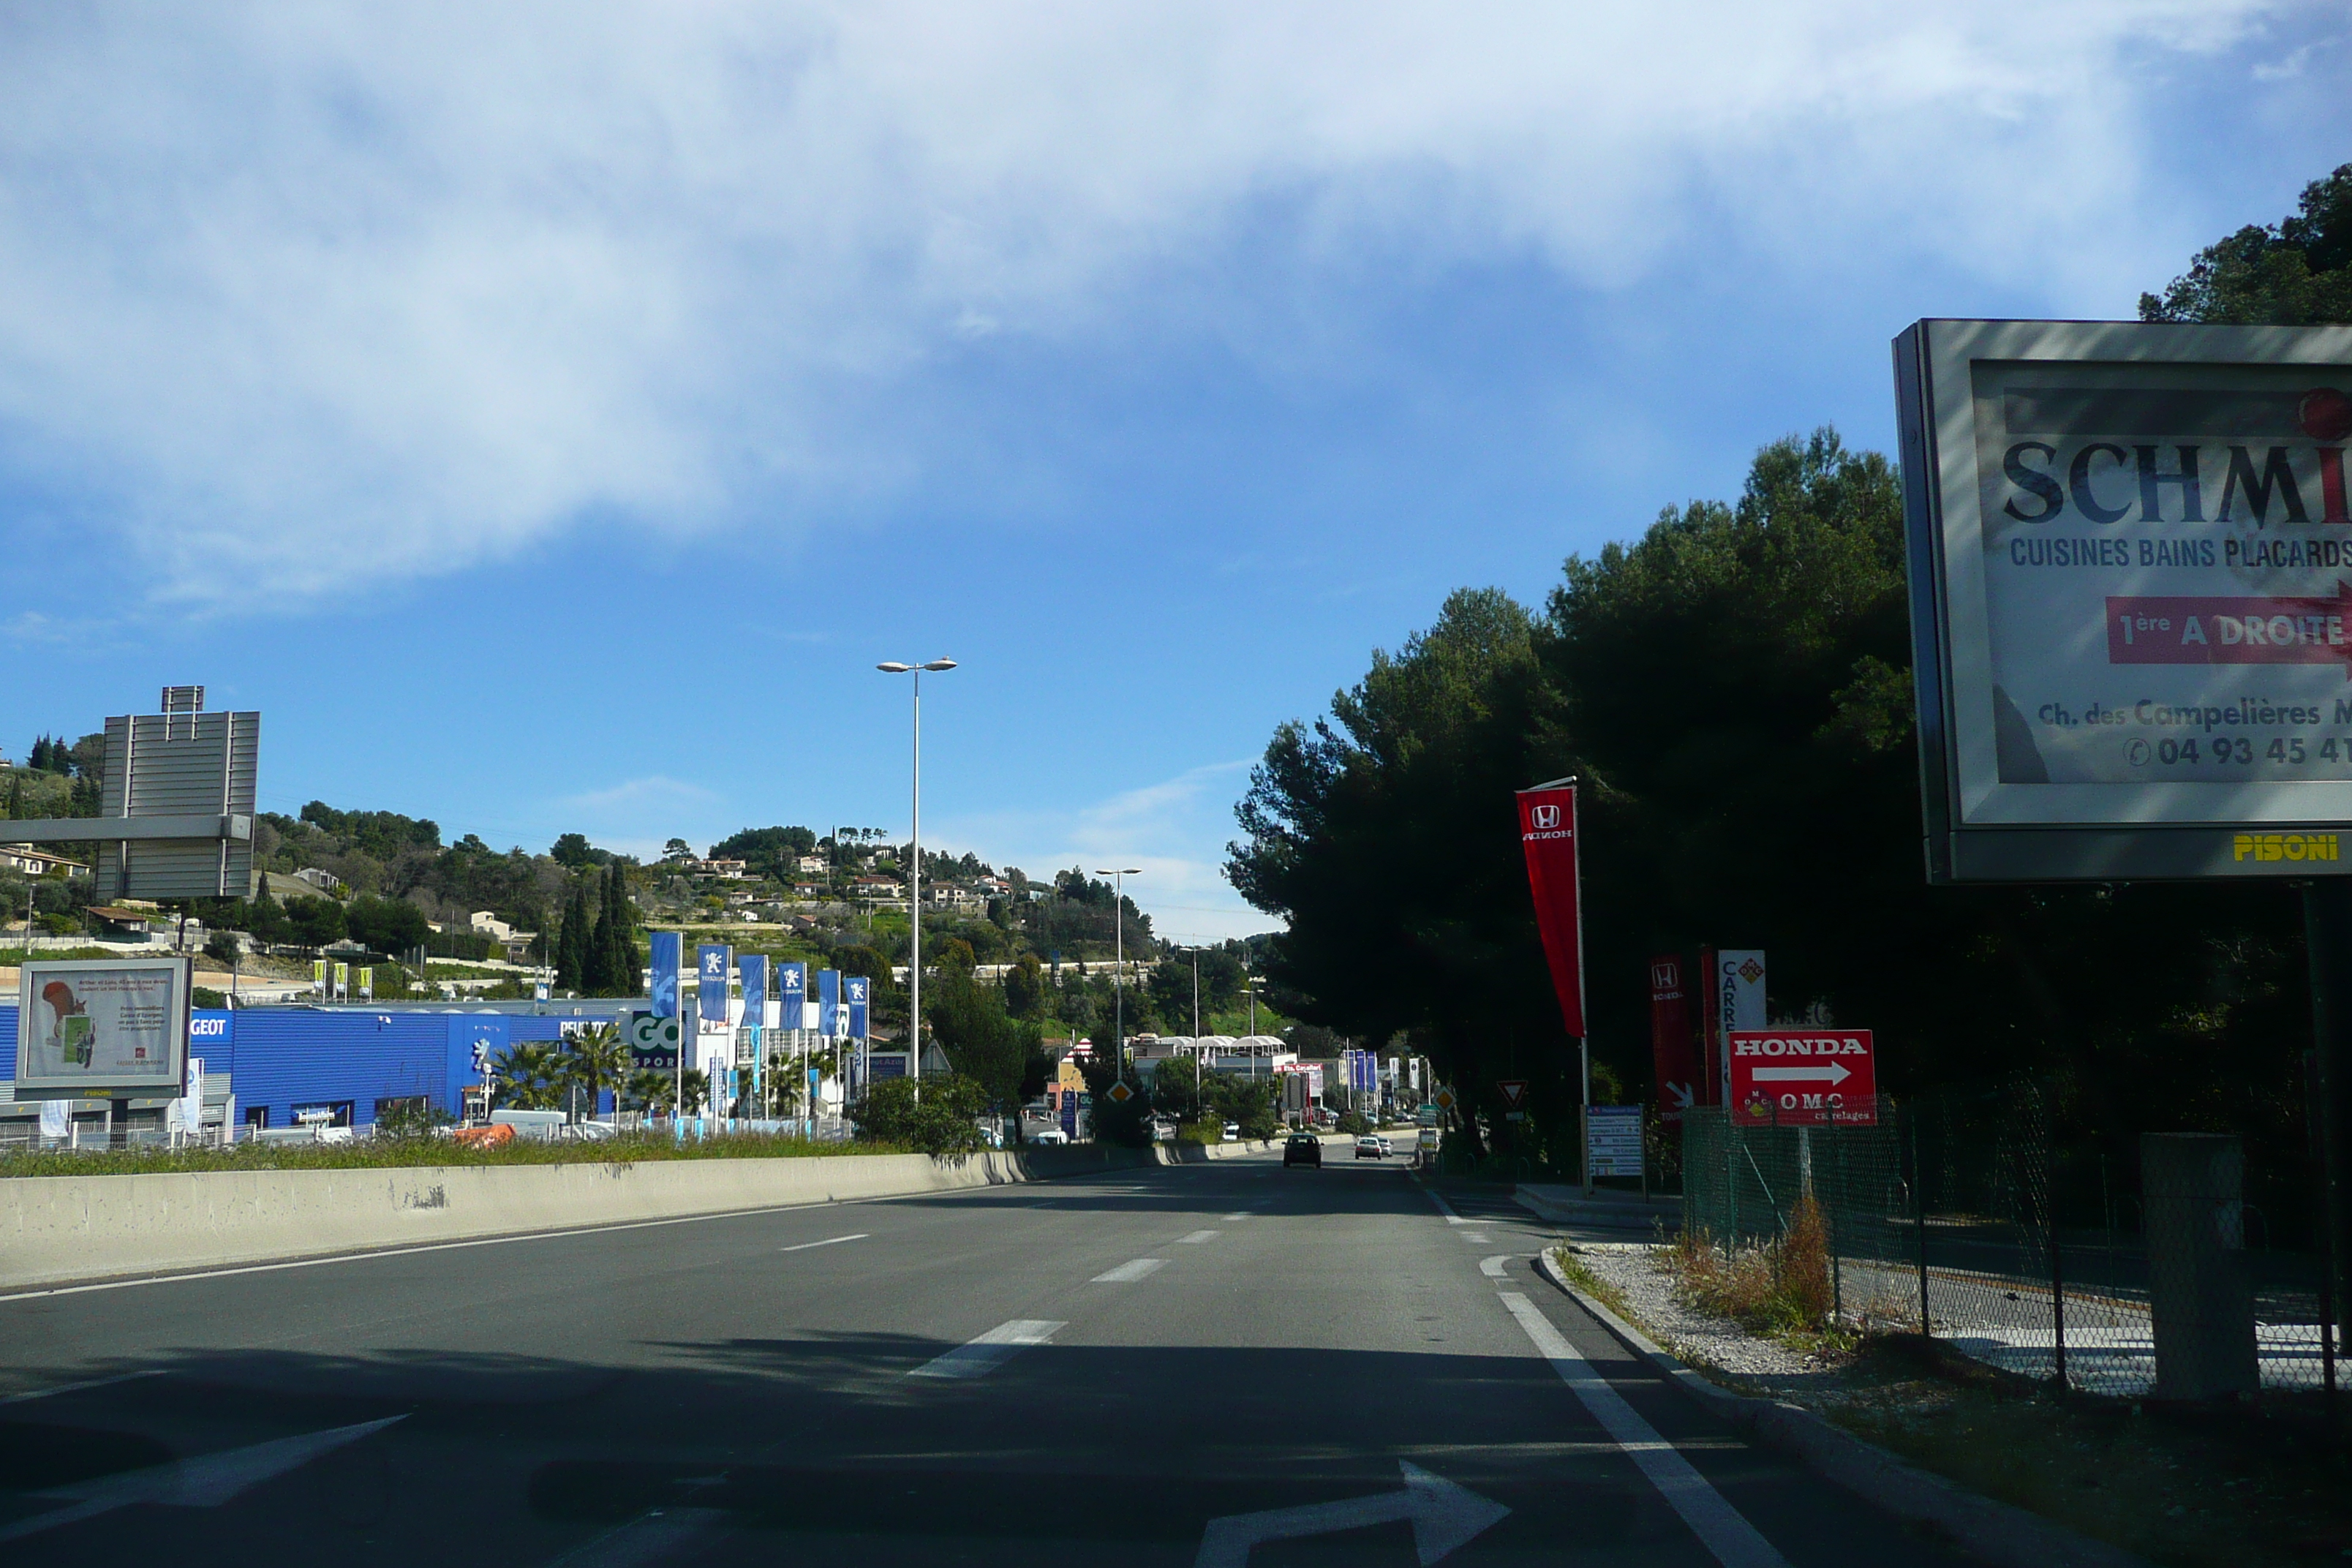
[1531,1250,2151,1568]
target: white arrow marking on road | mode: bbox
[1194,1460,1507,1567]
[1747,1063,1849,1085]
[0,1415,407,1542]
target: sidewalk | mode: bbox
[1515,1183,1680,1231]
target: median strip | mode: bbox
[908,1319,1066,1380]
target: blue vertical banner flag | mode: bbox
[817,969,840,1039]
[778,962,807,1030]
[739,954,768,1017]
[698,944,732,1028]
[845,976,870,1038]
[649,932,682,1019]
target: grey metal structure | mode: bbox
[4,688,257,899]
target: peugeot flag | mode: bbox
[778,962,807,1030]
[817,968,840,1039]
[846,976,870,1039]
[649,932,682,1019]
[739,953,767,1019]
[698,943,732,1028]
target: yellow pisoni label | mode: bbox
[2234,832,2341,863]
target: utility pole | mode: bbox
[878,660,956,1100]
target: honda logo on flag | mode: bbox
[1532,804,1558,829]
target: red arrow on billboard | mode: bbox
[1494,1079,1530,1111]
[2107,584,2352,675]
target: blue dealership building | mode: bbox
[1,1002,641,1132]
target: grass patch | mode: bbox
[1819,1341,2352,1568]
[0,1131,914,1177]
[1550,1245,1639,1324]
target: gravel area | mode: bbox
[1561,1241,1858,1403]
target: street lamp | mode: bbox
[878,658,957,1097]
[1093,867,1142,1077]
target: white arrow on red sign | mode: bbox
[1749,1062,1850,1085]
[1726,1029,1877,1126]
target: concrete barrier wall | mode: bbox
[0,1139,1275,1291]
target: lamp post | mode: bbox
[878,659,957,1098]
[1093,867,1142,1077]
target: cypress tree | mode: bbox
[557,879,591,992]
[609,869,641,996]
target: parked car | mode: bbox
[1354,1134,1384,1159]
[1030,1127,1069,1145]
[1223,1122,1240,1141]
[1283,1133,1322,1168]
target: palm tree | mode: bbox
[491,1041,562,1109]
[559,1022,629,1120]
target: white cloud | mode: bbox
[0,1,2288,603]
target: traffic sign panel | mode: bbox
[1494,1079,1530,1112]
[1432,1086,1458,1112]
[1105,1079,1134,1104]
[1726,1029,1877,1125]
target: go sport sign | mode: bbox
[1896,319,2352,882]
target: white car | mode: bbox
[1029,1128,1069,1145]
[1222,1122,1240,1141]
[1354,1135,1384,1159]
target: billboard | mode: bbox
[1515,781,1586,1037]
[15,957,192,1098]
[1895,319,2352,880]
[1727,1028,1878,1126]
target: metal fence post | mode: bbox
[1912,1100,1930,1336]
[2310,1049,2339,1408]
[2048,1089,2066,1390]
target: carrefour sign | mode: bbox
[1896,319,2352,881]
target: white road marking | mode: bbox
[1420,1187,1466,1224]
[550,1507,728,1567]
[1177,1229,1221,1244]
[0,1415,407,1542]
[1461,1232,1492,1244]
[1480,1256,1510,1278]
[1499,1292,1788,1567]
[1194,1460,1507,1567]
[779,1233,868,1253]
[0,1369,162,1406]
[1092,1258,1169,1283]
[908,1319,1066,1380]
[1221,1213,1253,1221]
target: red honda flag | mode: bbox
[1516,783,1586,1039]
[1649,954,1700,1123]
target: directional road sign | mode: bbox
[1726,1028,1877,1126]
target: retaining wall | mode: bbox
[0,1139,1274,1291]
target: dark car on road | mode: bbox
[1283,1134,1322,1168]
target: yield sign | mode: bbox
[1494,1080,1530,1112]
[1726,1029,1877,1126]
[1194,1460,1507,1567]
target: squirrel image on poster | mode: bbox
[40,980,94,1067]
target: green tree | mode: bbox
[346,894,429,954]
[1003,952,1047,1019]
[851,1074,989,1155]
[559,1023,630,1117]
[2141,163,2352,326]
[557,878,592,992]
[283,895,347,949]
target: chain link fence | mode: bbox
[1683,1082,2340,1400]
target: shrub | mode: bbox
[851,1074,990,1156]
[1663,1194,1836,1338]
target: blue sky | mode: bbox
[2,4,2348,941]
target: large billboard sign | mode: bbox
[1897,319,2352,880]
[14,957,192,1098]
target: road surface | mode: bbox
[0,1150,1976,1564]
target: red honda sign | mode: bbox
[1515,783,1586,1038]
[1648,955,1700,1124]
[1727,1030,1877,1126]
[1495,1079,1530,1111]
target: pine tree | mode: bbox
[557,879,591,992]
[601,867,639,998]
[582,872,613,995]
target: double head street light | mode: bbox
[1095,867,1142,1077]
[878,658,957,1098]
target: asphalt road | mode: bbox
[0,1151,1978,1566]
